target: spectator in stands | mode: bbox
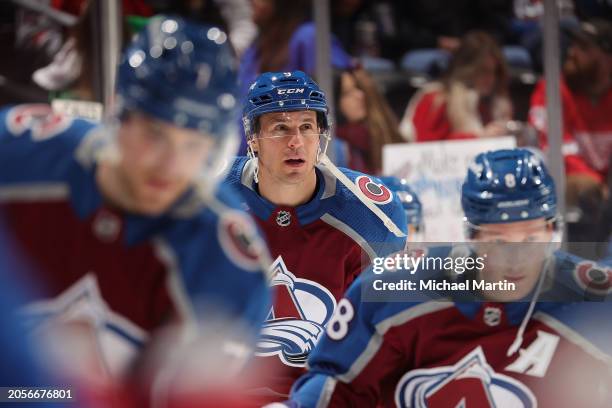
[237,0,353,154]
[510,0,579,73]
[240,0,351,91]
[32,0,151,99]
[390,0,521,73]
[399,31,513,142]
[529,18,612,209]
[331,0,517,69]
[333,67,403,174]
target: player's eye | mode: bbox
[269,124,291,137]
[300,123,318,137]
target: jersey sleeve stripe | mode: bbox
[0,183,69,203]
[320,213,376,261]
[316,377,338,408]
[153,238,198,325]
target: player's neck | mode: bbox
[258,169,317,207]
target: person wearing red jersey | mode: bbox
[399,31,513,143]
[528,18,612,206]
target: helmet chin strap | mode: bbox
[506,248,553,357]
[318,153,406,239]
[246,140,259,184]
[505,224,561,357]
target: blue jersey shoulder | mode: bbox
[325,166,408,257]
[226,156,250,192]
[540,250,612,354]
[548,250,612,300]
[162,182,271,332]
[0,104,98,184]
[225,158,407,257]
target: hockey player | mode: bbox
[289,148,612,407]
[0,16,271,388]
[379,176,424,244]
[225,70,407,400]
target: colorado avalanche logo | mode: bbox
[395,347,536,408]
[573,261,612,297]
[356,175,393,205]
[256,256,336,367]
[6,104,73,140]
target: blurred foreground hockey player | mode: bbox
[289,148,612,407]
[225,70,407,401]
[0,16,271,403]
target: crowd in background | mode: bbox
[0,0,611,252]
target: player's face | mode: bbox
[116,113,213,215]
[474,218,554,301]
[253,110,320,185]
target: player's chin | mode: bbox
[134,190,180,215]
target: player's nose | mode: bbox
[287,132,305,149]
[155,147,183,176]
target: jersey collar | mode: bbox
[239,158,337,225]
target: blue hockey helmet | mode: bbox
[116,16,239,141]
[461,148,557,226]
[242,71,330,144]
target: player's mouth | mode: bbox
[503,275,526,283]
[146,179,174,191]
[284,158,306,168]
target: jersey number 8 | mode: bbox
[326,298,354,340]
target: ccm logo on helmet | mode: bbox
[277,88,305,95]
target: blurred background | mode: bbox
[0,0,610,257]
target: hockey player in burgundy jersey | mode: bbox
[225,71,407,400]
[289,148,612,407]
[0,16,271,392]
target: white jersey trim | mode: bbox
[316,377,338,408]
[533,311,612,367]
[320,213,376,261]
[0,183,69,202]
[153,238,198,328]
